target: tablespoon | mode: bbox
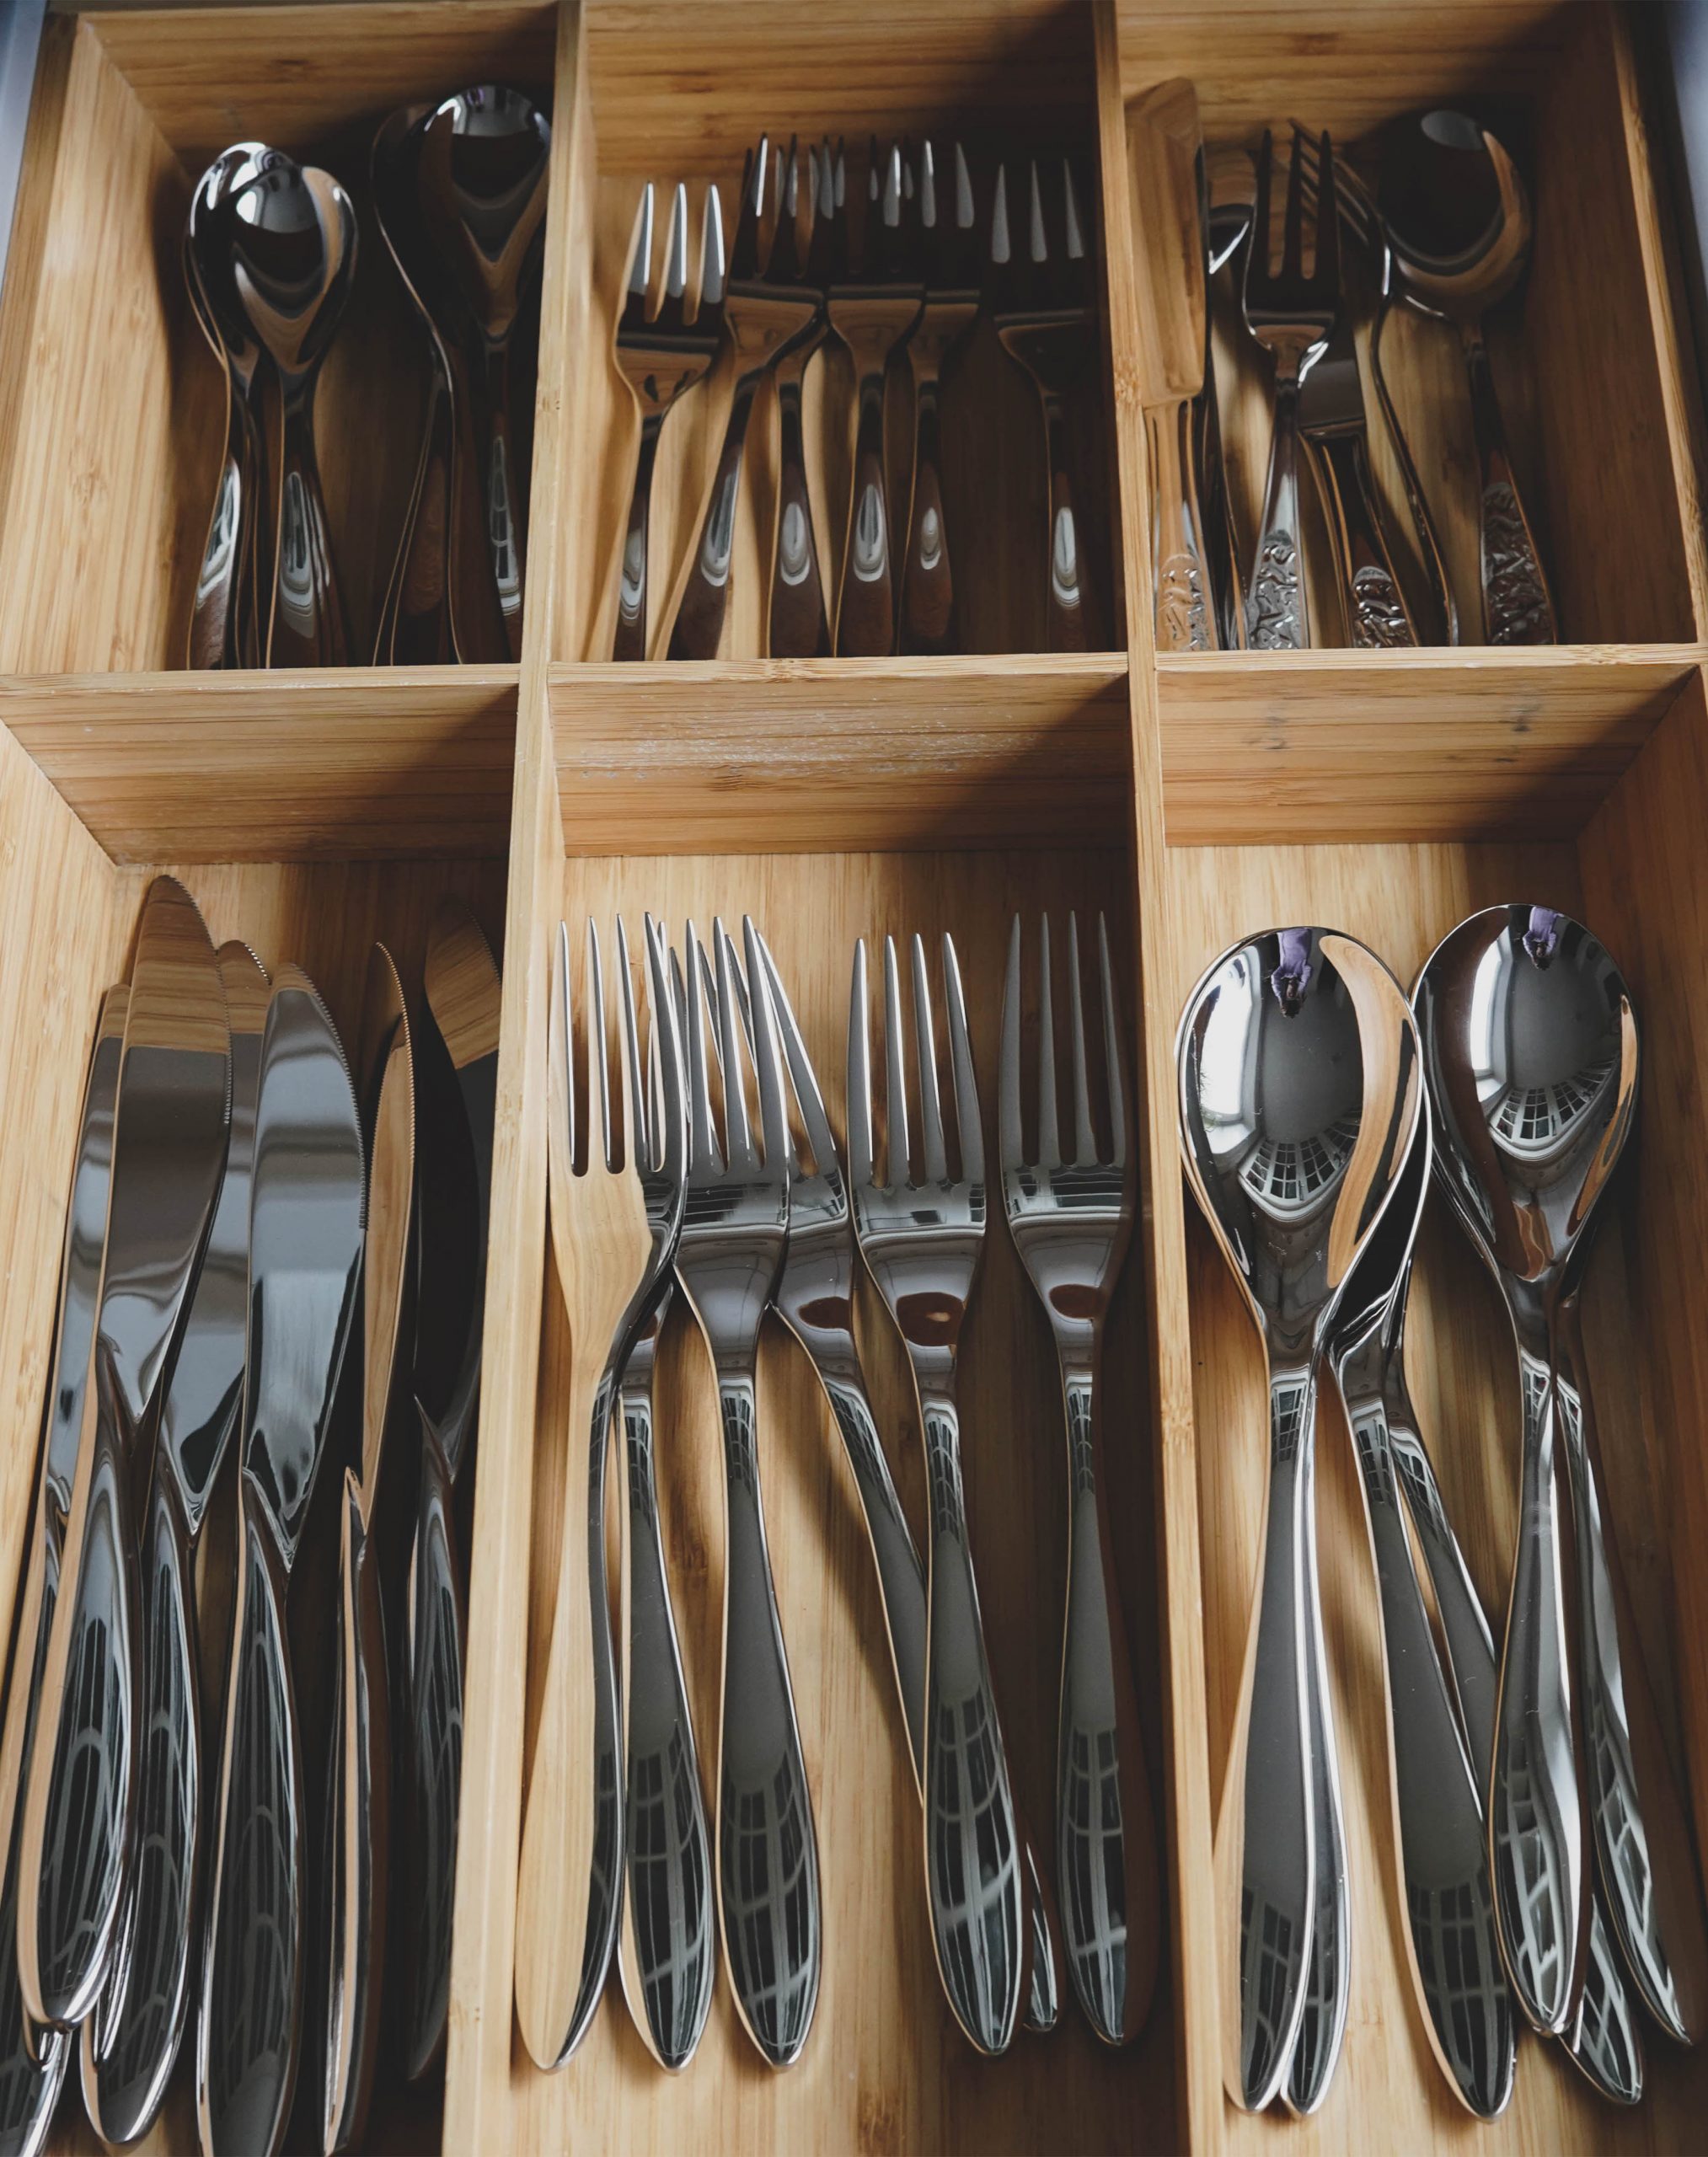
[1416,904,1708,2042]
[1177,925,1421,2112]
[225,147,356,666]
[415,86,551,662]
[1379,112,1556,645]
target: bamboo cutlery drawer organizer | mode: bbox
[0,2,1705,2154]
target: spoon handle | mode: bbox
[267,388,347,666]
[1554,1295,1708,2042]
[188,382,249,669]
[1460,320,1556,645]
[1490,1343,1585,2033]
[1215,1363,1315,2112]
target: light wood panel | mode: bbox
[550,655,1130,850]
[0,666,517,859]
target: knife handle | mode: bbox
[1307,429,1417,650]
[322,1474,390,2154]
[394,1416,467,2083]
[82,1471,202,2146]
[19,1373,142,2031]
[197,1502,303,2157]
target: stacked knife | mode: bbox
[0,878,501,2157]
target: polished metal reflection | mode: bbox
[1177,924,1420,2112]
[82,945,267,2147]
[1417,904,1708,2043]
[999,914,1158,2048]
[673,918,821,2067]
[0,987,124,2157]
[849,930,1030,2057]
[225,148,356,666]
[19,878,231,2039]
[197,966,364,2157]
[1323,1110,1515,2117]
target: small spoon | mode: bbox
[1178,925,1421,2113]
[1416,904,1708,2043]
[225,148,357,666]
[415,86,551,662]
[1378,112,1556,645]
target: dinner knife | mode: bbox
[80,944,268,2146]
[321,946,414,2154]
[0,985,126,2154]
[19,878,231,2033]
[196,966,364,2157]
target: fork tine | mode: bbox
[1288,120,1371,247]
[1037,914,1061,1169]
[1068,913,1095,1166]
[663,181,688,306]
[585,919,611,1170]
[714,918,757,1170]
[999,914,1024,1172]
[754,928,833,1179]
[1313,130,1338,288]
[555,921,576,1167]
[920,139,937,231]
[729,139,767,281]
[1027,158,1047,263]
[942,932,983,1184]
[744,918,790,1176]
[848,938,875,1186]
[621,183,654,326]
[684,916,719,1172]
[882,934,910,1188]
[911,933,948,1186]
[616,914,644,1172]
[1281,124,1305,276]
[990,161,1010,266]
[1062,158,1085,260]
[644,913,681,1180]
[1098,913,1127,1170]
[954,141,974,230]
[699,183,726,313]
[1250,130,1272,286]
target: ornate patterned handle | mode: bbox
[900,367,956,656]
[835,366,898,656]
[383,360,457,666]
[267,385,347,666]
[1145,399,1212,652]
[1245,372,1309,650]
[1309,430,1417,649]
[83,1472,202,2147]
[1462,324,1556,645]
[1490,1348,1583,2035]
[768,360,831,658]
[197,1504,302,2157]
[394,1415,466,2084]
[668,372,762,661]
[715,1377,821,2067]
[919,1396,1025,2057]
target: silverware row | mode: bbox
[612,136,1104,661]
[1142,89,1557,653]
[1178,906,1705,2121]
[0,877,499,2157]
[183,87,549,672]
[516,911,1157,2073]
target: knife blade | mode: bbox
[19,878,231,2032]
[0,985,126,2151]
[322,945,414,2154]
[394,897,499,2081]
[80,942,269,2146]
[196,965,364,2157]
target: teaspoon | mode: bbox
[225,148,356,666]
[1177,925,1421,2112]
[1416,903,1708,2043]
[1378,111,1556,645]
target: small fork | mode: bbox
[999,913,1159,2049]
[1241,129,1338,649]
[611,183,725,661]
[765,140,834,658]
[672,917,822,2069]
[848,932,1031,2055]
[516,917,685,2071]
[990,159,1104,653]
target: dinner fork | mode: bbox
[990,160,1103,652]
[765,140,833,658]
[827,140,924,655]
[849,931,1031,2056]
[612,182,725,660]
[898,141,978,654]
[1242,129,1338,650]
[515,917,685,2071]
[667,143,821,659]
[999,914,1158,2049]
[673,917,822,2068]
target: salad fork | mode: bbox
[673,917,821,2068]
[1241,130,1338,650]
[848,931,1030,2056]
[612,182,725,660]
[999,914,1158,2048]
[515,917,685,2070]
[990,160,1103,652]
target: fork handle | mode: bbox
[669,371,763,661]
[1461,321,1556,645]
[1040,388,1100,652]
[613,411,664,661]
[1307,429,1417,649]
[767,356,831,658]
[836,364,899,656]
[1246,368,1309,650]
[900,362,956,655]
